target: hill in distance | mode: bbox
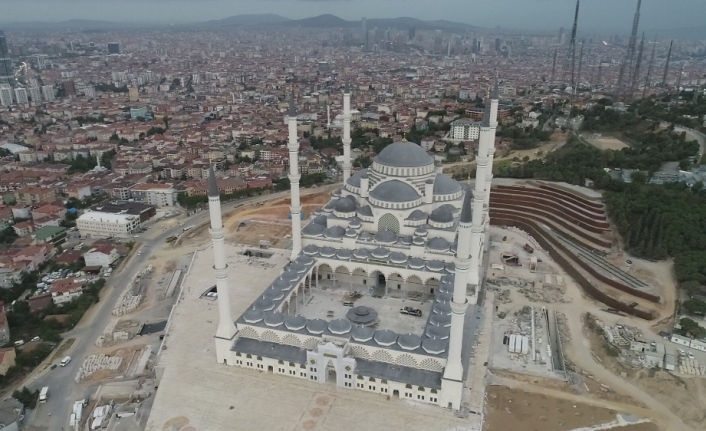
[200,13,291,27]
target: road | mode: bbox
[23,190,295,430]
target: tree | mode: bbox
[13,387,38,409]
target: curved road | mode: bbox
[23,189,296,430]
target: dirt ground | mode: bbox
[484,385,617,431]
[182,189,333,248]
[585,137,630,150]
[608,425,660,431]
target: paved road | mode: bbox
[24,190,295,430]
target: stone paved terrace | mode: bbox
[146,243,481,431]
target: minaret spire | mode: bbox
[287,92,303,260]
[208,163,237,361]
[342,79,352,183]
[483,81,500,243]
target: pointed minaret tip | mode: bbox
[460,186,473,223]
[344,79,350,94]
[208,164,219,198]
[288,92,297,117]
[492,80,500,100]
[482,101,491,127]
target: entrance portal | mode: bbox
[393,389,399,398]
[326,363,337,384]
[267,365,273,373]
[377,273,386,287]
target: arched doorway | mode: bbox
[326,361,337,385]
[388,273,404,298]
[393,389,399,398]
[369,270,386,297]
[334,266,351,291]
[407,275,424,298]
[425,277,440,300]
[378,213,400,233]
[318,264,333,288]
[352,268,367,287]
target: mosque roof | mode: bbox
[433,173,462,195]
[346,168,368,188]
[369,180,420,203]
[374,142,434,168]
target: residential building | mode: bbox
[129,183,178,207]
[128,85,139,102]
[76,211,140,239]
[13,88,28,105]
[28,86,42,102]
[32,226,67,245]
[0,84,12,106]
[13,186,56,205]
[12,221,33,237]
[62,80,76,97]
[50,278,86,304]
[0,310,9,345]
[83,245,120,268]
[41,85,55,101]
[450,119,481,142]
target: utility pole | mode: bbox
[662,40,673,87]
[643,35,657,99]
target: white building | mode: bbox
[28,86,42,102]
[449,119,481,142]
[0,84,12,107]
[76,211,140,239]
[129,184,178,207]
[41,85,55,102]
[83,245,120,268]
[13,88,28,105]
[210,86,501,411]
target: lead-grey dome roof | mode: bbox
[324,225,346,239]
[358,205,373,217]
[264,312,285,327]
[284,315,307,330]
[422,337,447,354]
[374,329,398,346]
[351,325,375,341]
[347,169,369,188]
[243,308,264,323]
[433,173,462,195]
[306,319,327,334]
[406,209,428,221]
[375,142,434,168]
[398,333,422,350]
[430,205,455,223]
[335,196,357,213]
[302,223,325,236]
[427,237,451,251]
[328,319,352,335]
[370,180,420,203]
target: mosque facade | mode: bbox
[209,84,500,410]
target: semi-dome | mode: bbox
[346,169,369,188]
[375,142,434,168]
[369,180,420,203]
[433,173,462,195]
[335,196,357,213]
[302,223,325,236]
[324,225,346,239]
[430,205,455,223]
[406,209,428,221]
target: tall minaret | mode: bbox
[468,102,492,288]
[342,80,352,183]
[287,93,302,260]
[441,188,473,408]
[483,82,500,244]
[208,164,236,363]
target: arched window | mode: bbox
[378,213,400,233]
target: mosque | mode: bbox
[207,83,500,410]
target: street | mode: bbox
[23,190,293,430]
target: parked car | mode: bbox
[399,307,422,317]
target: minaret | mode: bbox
[208,164,237,363]
[441,188,473,408]
[483,82,500,244]
[326,103,331,129]
[468,102,492,288]
[287,93,302,260]
[342,80,352,183]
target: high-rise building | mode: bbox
[14,87,28,104]
[558,27,566,45]
[361,17,368,50]
[62,80,76,97]
[28,86,42,102]
[83,86,96,99]
[128,85,139,102]
[107,42,120,54]
[0,31,12,84]
[41,85,55,101]
[0,84,12,106]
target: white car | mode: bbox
[678,349,686,356]
[687,352,695,360]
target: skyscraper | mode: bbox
[62,80,76,97]
[41,85,55,101]
[0,31,12,84]
[28,86,42,102]
[361,17,368,50]
[107,42,120,54]
[14,87,28,104]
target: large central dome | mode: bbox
[375,142,434,168]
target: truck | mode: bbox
[183,225,194,232]
[523,243,534,254]
[60,356,71,367]
[39,387,48,403]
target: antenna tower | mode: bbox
[616,0,642,99]
[643,35,657,98]
[629,32,646,101]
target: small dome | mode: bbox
[295,255,315,266]
[243,308,264,323]
[399,235,413,245]
[432,302,452,315]
[371,247,390,259]
[328,319,352,335]
[422,337,447,355]
[374,329,398,346]
[414,226,428,237]
[389,252,407,264]
[433,173,462,195]
[426,325,450,339]
[412,236,426,246]
[374,229,397,244]
[357,205,373,217]
[312,215,328,225]
[320,247,336,257]
[302,244,320,255]
[351,325,375,341]
[336,249,353,259]
[252,297,275,312]
[346,168,369,188]
[289,262,307,273]
[353,248,371,259]
[284,315,307,331]
[306,318,327,335]
[348,217,362,229]
[427,237,451,251]
[324,225,346,239]
[345,228,358,238]
[429,313,451,327]
[263,287,284,301]
[426,260,445,271]
[272,278,293,290]
[408,257,425,269]
[430,205,455,223]
[347,306,378,325]
[335,196,357,213]
[375,142,434,168]
[302,223,325,236]
[397,333,422,350]
[359,231,372,240]
[281,271,299,281]
[406,209,428,221]
[264,312,285,327]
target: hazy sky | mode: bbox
[1,0,703,33]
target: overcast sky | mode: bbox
[0,0,703,33]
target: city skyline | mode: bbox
[1,0,705,35]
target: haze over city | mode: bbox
[0,0,705,430]
[1,0,705,33]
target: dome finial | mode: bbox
[402,133,407,142]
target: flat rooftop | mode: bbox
[146,244,480,431]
